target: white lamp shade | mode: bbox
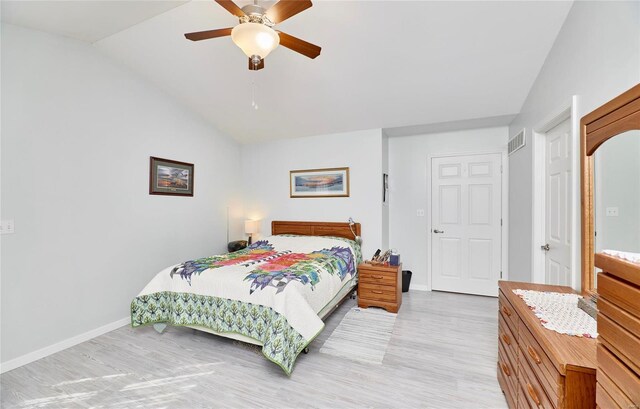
[231,23,280,59]
[244,220,259,234]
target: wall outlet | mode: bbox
[417,209,425,217]
[1,219,15,234]
[605,207,619,217]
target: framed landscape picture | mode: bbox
[290,167,349,198]
[149,156,194,196]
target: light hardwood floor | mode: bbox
[1,291,508,408]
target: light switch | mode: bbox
[1,219,15,234]
[417,209,425,217]
[606,207,619,217]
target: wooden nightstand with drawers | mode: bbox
[357,262,402,313]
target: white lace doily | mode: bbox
[513,289,598,338]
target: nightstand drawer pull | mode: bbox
[527,345,541,364]
[499,361,511,377]
[526,383,541,406]
[371,290,383,294]
[500,332,511,345]
[372,275,384,279]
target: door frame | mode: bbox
[531,95,580,288]
[426,150,509,292]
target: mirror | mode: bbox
[581,83,640,296]
[593,130,640,287]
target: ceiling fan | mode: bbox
[184,0,321,71]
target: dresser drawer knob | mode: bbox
[372,275,384,279]
[371,290,383,294]
[501,305,512,317]
[527,345,542,364]
[500,332,511,345]
[499,361,511,377]
[526,383,541,406]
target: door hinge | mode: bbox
[500,271,503,279]
[500,218,503,226]
[500,165,503,173]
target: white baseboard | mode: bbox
[409,284,430,292]
[1,316,130,374]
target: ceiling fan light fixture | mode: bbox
[231,22,279,60]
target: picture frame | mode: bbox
[290,167,349,198]
[149,156,194,196]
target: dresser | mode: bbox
[357,262,401,313]
[498,281,597,409]
[595,253,640,409]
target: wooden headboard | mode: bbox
[271,221,361,241]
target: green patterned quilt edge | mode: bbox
[130,291,323,376]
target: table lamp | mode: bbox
[244,220,259,245]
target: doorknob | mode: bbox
[541,243,550,251]
[433,229,445,234]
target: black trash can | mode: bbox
[402,270,412,292]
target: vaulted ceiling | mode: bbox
[2,1,573,143]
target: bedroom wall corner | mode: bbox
[0,25,243,366]
[507,0,640,286]
[240,129,385,259]
[388,126,509,289]
[381,132,390,250]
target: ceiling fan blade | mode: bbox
[214,0,246,17]
[266,0,312,24]
[277,31,321,59]
[249,58,265,71]
[184,28,233,41]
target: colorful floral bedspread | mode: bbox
[131,235,361,375]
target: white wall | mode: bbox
[508,1,640,285]
[241,129,385,258]
[1,25,243,365]
[388,127,508,289]
[381,132,389,249]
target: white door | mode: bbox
[431,153,502,297]
[543,118,572,285]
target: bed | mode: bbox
[130,220,362,375]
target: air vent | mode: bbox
[508,129,525,155]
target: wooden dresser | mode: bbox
[595,253,640,409]
[357,262,401,313]
[498,281,597,408]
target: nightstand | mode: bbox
[357,262,402,313]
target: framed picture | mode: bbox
[290,167,349,198]
[383,173,389,203]
[149,156,194,196]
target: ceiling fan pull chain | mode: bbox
[251,80,259,110]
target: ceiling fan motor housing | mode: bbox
[241,4,266,17]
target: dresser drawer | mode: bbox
[359,269,397,286]
[499,314,518,371]
[358,282,397,302]
[497,359,517,409]
[597,343,640,404]
[499,290,518,335]
[519,351,555,409]
[598,314,640,375]
[598,297,640,341]
[599,273,640,322]
[519,321,562,404]
[499,343,518,398]
[519,385,533,409]
[596,383,622,409]
[597,368,634,409]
